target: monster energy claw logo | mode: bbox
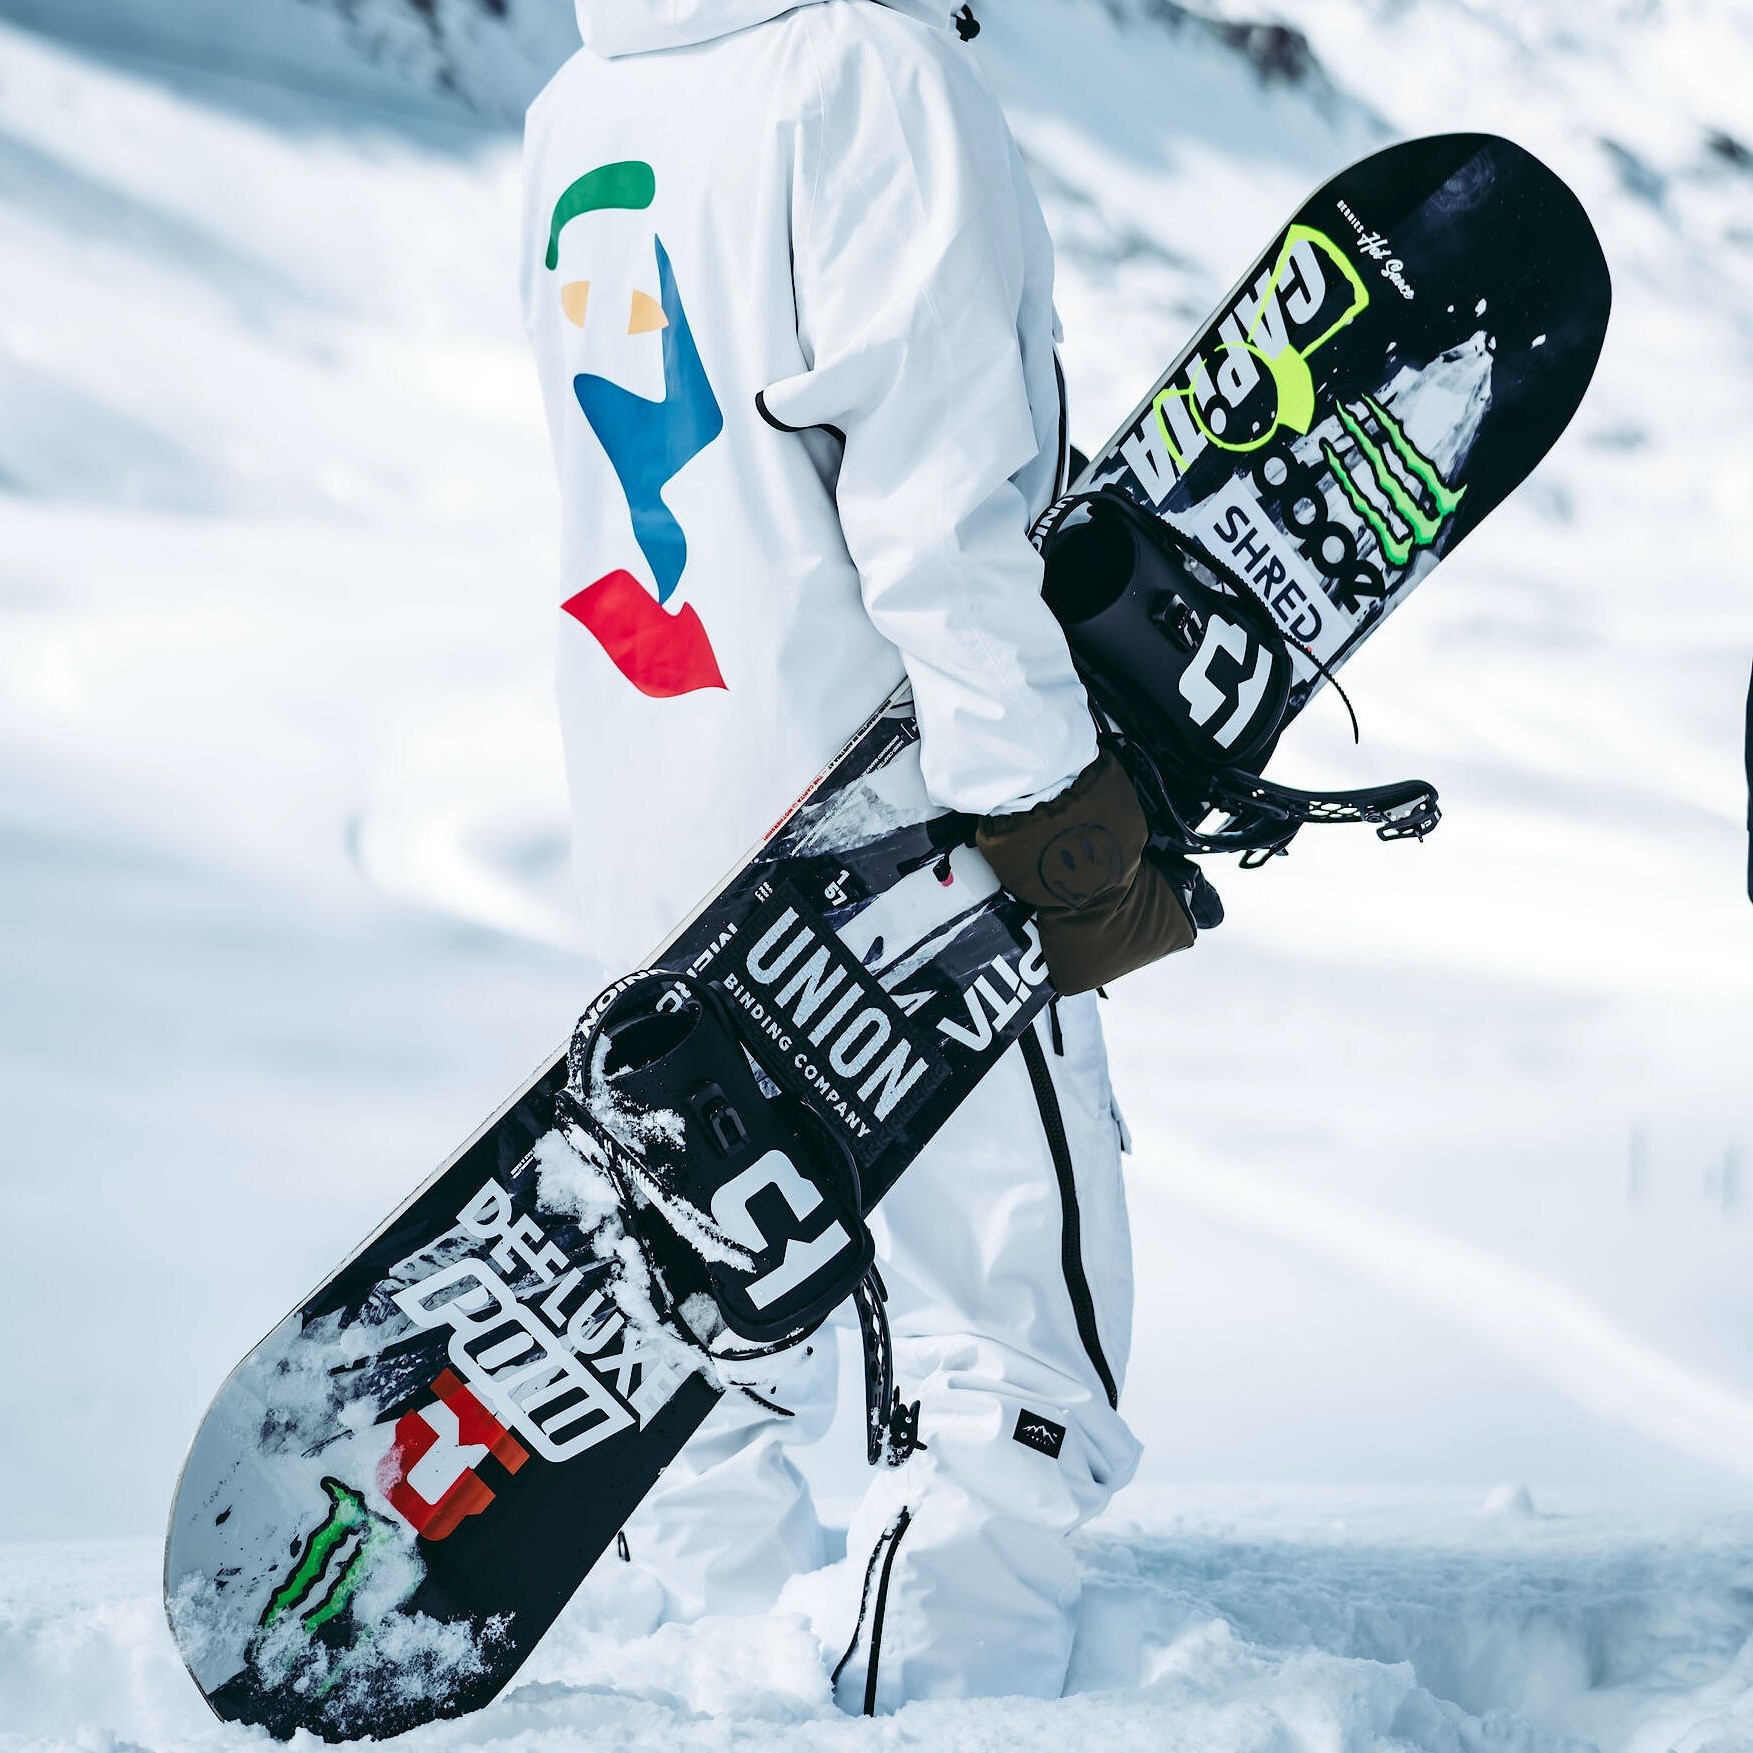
[261,1477,392,1637]
[1320,395,1466,570]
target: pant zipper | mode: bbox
[831,1506,912,1716]
[1021,1028,1119,1410]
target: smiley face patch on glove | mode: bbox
[975,751,1195,995]
[1036,823,1127,909]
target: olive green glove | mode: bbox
[975,749,1196,996]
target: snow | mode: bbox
[0,0,1750,1744]
[9,1492,1753,1751]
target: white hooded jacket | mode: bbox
[523,0,1096,971]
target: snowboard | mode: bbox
[165,133,1609,1739]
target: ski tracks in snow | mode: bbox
[1147,1145,1753,1485]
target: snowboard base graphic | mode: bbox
[166,134,1608,1739]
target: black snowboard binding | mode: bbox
[1037,488,1442,867]
[569,972,870,1342]
[566,973,920,1464]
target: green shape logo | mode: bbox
[1156,224,1371,466]
[261,1477,393,1638]
[1320,394,1466,570]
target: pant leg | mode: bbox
[619,1330,838,1623]
[830,994,1141,1711]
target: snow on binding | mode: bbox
[165,133,1608,1739]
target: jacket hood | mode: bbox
[574,0,945,58]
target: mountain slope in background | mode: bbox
[0,2,1749,1748]
[0,0,575,119]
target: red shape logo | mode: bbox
[378,1369,529,1542]
[563,570,726,698]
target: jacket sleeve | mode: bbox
[757,19,1096,818]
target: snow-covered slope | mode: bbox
[0,11,583,1557]
[0,0,1750,1746]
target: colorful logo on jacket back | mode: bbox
[545,160,727,697]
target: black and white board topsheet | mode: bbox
[165,133,1609,1739]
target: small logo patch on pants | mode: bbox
[1012,1409,1066,1459]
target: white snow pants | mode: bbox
[622,993,1141,1710]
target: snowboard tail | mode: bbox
[166,133,1608,1739]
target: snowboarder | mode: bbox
[521,0,1195,1711]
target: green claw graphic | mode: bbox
[1322,394,1467,571]
[261,1477,391,1637]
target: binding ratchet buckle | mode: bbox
[1038,488,1442,864]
